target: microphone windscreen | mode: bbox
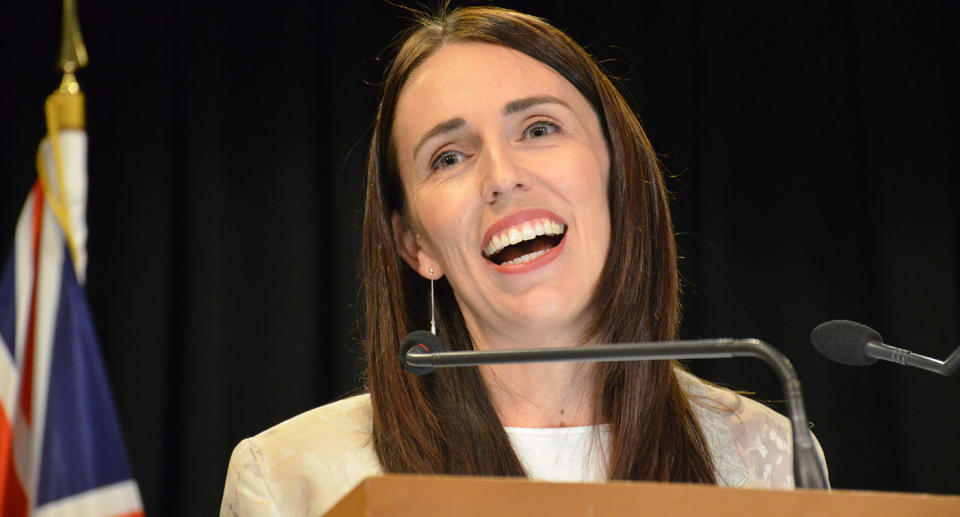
[810,319,882,366]
[399,330,444,375]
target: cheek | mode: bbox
[570,150,611,251]
[413,187,472,255]
[561,148,610,208]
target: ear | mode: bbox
[391,212,444,280]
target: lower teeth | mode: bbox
[502,249,547,266]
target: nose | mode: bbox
[480,143,531,204]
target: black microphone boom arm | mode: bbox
[404,337,829,490]
[865,341,960,376]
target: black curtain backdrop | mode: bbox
[1,1,957,515]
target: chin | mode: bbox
[509,292,594,338]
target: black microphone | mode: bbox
[811,320,959,376]
[399,335,829,490]
[399,330,445,375]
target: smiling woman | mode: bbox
[220,5,825,516]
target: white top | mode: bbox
[504,424,611,482]
[219,370,827,517]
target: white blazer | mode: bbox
[220,369,826,517]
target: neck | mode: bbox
[481,361,597,427]
[467,320,598,428]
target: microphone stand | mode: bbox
[404,337,829,490]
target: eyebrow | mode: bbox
[413,117,465,159]
[503,95,570,115]
[410,96,571,160]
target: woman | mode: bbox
[221,6,821,516]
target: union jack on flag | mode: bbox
[0,77,146,515]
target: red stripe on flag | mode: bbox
[0,404,29,517]
[0,404,10,499]
[114,512,146,517]
[18,182,44,426]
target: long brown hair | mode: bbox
[362,5,716,482]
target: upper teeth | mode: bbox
[482,218,566,257]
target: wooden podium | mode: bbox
[324,475,960,517]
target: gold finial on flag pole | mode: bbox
[59,0,89,71]
[50,0,87,129]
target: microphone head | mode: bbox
[810,319,882,366]
[399,330,444,375]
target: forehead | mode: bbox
[393,42,591,148]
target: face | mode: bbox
[392,42,611,348]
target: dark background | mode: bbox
[1,1,957,515]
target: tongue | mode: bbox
[492,235,561,264]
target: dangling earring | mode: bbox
[429,267,437,335]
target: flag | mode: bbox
[0,62,146,517]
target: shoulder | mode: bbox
[675,369,821,489]
[219,393,382,517]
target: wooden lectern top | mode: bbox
[324,475,960,517]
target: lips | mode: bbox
[481,209,567,266]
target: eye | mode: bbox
[430,150,465,171]
[524,120,560,139]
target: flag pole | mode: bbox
[39,0,88,276]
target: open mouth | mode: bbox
[482,218,566,266]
